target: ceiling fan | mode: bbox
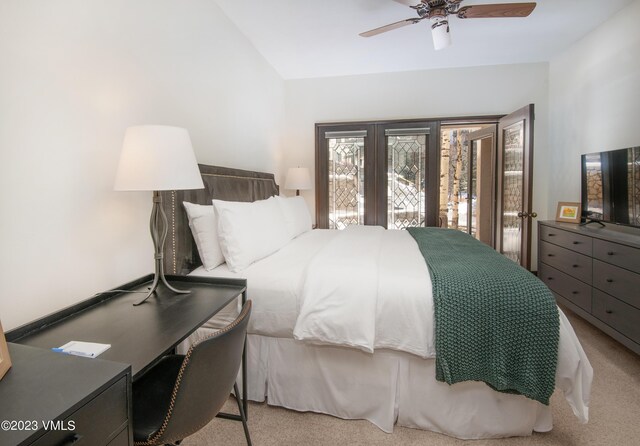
[360,1,537,50]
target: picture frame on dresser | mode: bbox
[0,320,12,380]
[555,202,581,224]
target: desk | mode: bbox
[4,275,247,445]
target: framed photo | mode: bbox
[0,319,12,381]
[556,202,582,224]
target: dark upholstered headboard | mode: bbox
[160,164,279,275]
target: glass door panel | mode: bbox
[439,125,487,232]
[386,133,427,229]
[469,140,478,238]
[328,136,365,229]
[501,122,524,264]
[467,126,497,246]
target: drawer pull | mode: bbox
[606,278,614,283]
[572,241,580,245]
[58,434,82,446]
[547,277,553,280]
[547,254,555,257]
[548,233,556,236]
[572,264,579,268]
[572,291,579,294]
[607,251,615,256]
[605,309,613,314]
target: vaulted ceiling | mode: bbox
[213,0,634,79]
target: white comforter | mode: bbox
[191,226,592,422]
[293,226,435,357]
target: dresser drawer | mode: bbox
[107,427,130,446]
[31,376,128,446]
[539,225,593,256]
[539,241,593,284]
[593,259,640,309]
[539,263,591,311]
[593,289,640,345]
[594,239,640,274]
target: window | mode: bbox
[326,132,366,229]
[315,107,534,268]
[315,121,439,229]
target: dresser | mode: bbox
[538,221,640,354]
[0,343,130,446]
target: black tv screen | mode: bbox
[581,147,640,228]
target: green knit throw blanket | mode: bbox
[407,227,559,405]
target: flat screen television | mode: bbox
[581,146,640,228]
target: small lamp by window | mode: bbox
[285,167,311,196]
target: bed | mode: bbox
[160,165,593,440]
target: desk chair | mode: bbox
[132,301,252,446]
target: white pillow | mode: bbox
[183,202,225,271]
[276,196,312,239]
[213,196,290,272]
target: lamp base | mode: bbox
[134,191,191,306]
[133,269,189,306]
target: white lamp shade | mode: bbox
[431,17,451,51]
[284,167,311,191]
[114,125,204,191]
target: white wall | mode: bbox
[8,0,634,330]
[548,0,640,215]
[0,0,285,330]
[283,62,550,265]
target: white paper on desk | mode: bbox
[59,341,111,358]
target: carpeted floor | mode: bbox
[184,308,640,445]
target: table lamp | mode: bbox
[284,167,311,196]
[114,125,204,305]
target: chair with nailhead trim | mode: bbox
[132,301,252,446]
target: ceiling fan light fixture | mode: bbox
[361,1,536,49]
[430,16,451,51]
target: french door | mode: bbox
[315,121,439,229]
[315,106,536,270]
[495,104,536,269]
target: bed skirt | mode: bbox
[179,330,553,439]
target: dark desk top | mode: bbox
[8,275,246,379]
[0,343,129,445]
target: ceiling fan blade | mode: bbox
[392,0,419,6]
[457,3,536,19]
[359,17,425,38]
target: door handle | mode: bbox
[517,211,537,219]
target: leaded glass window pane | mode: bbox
[502,122,524,264]
[387,134,427,229]
[328,137,365,229]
